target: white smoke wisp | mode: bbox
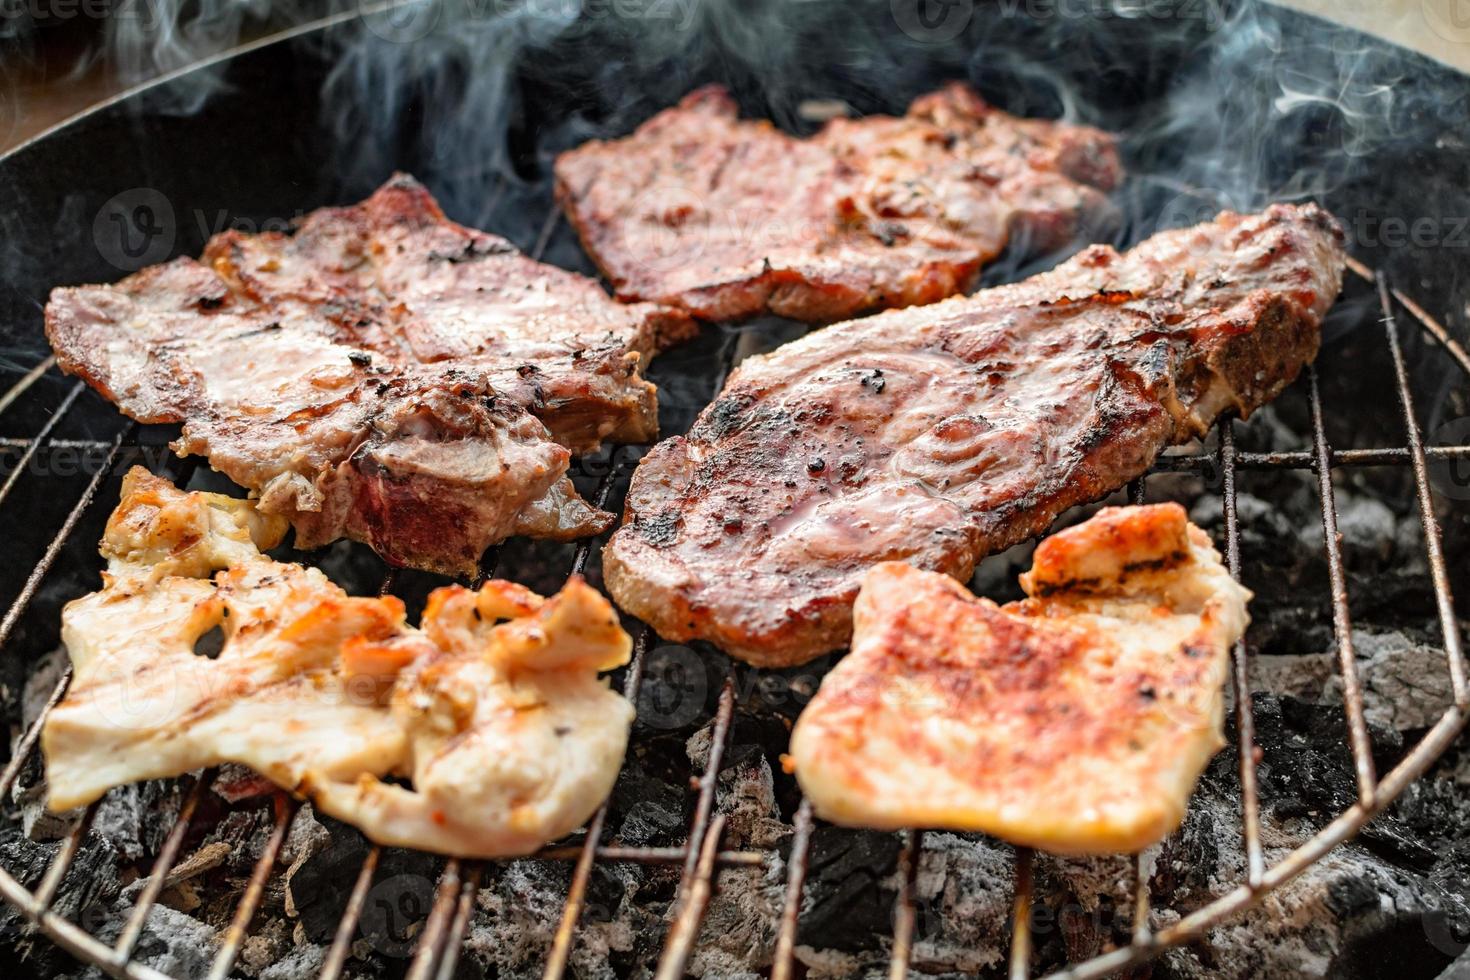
[68,0,1470,293]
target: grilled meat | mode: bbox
[555,83,1121,322]
[789,504,1249,854]
[43,470,634,858]
[46,175,694,576]
[604,204,1345,666]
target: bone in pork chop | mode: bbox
[790,504,1249,854]
[603,204,1345,666]
[45,175,694,577]
[555,83,1121,322]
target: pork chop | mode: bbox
[46,176,694,576]
[603,204,1344,666]
[555,83,1121,322]
[789,504,1249,854]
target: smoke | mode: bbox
[28,0,1470,302]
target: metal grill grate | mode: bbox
[1,226,1468,980]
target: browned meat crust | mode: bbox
[46,175,694,576]
[789,504,1249,853]
[603,204,1346,666]
[555,83,1121,322]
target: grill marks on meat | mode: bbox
[43,470,635,859]
[603,204,1346,666]
[555,83,1121,322]
[45,175,694,576]
[789,504,1249,854]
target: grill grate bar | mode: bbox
[1009,846,1035,980]
[530,210,564,267]
[542,622,652,979]
[0,354,58,419]
[0,437,114,450]
[0,380,84,509]
[678,677,737,891]
[406,860,465,980]
[1376,275,1469,707]
[1219,421,1266,886]
[434,863,483,980]
[207,796,298,980]
[0,427,129,650]
[318,846,379,980]
[653,813,729,980]
[33,801,98,911]
[652,676,739,974]
[0,672,68,798]
[888,829,923,979]
[1153,445,1470,473]
[771,798,814,980]
[538,842,762,866]
[1347,256,1470,378]
[113,777,211,965]
[1306,365,1378,805]
[1131,852,1152,944]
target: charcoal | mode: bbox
[0,826,122,948]
[610,770,685,847]
[793,827,901,952]
[286,814,437,947]
[91,781,185,863]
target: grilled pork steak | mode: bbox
[46,176,693,576]
[555,83,1121,322]
[604,204,1346,666]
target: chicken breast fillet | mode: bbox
[43,469,634,858]
[789,503,1249,855]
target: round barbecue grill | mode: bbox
[2,3,1469,978]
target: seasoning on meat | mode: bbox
[603,204,1345,666]
[555,83,1121,322]
[789,504,1249,854]
[45,175,695,576]
[43,469,634,858]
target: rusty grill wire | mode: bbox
[0,217,1468,980]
